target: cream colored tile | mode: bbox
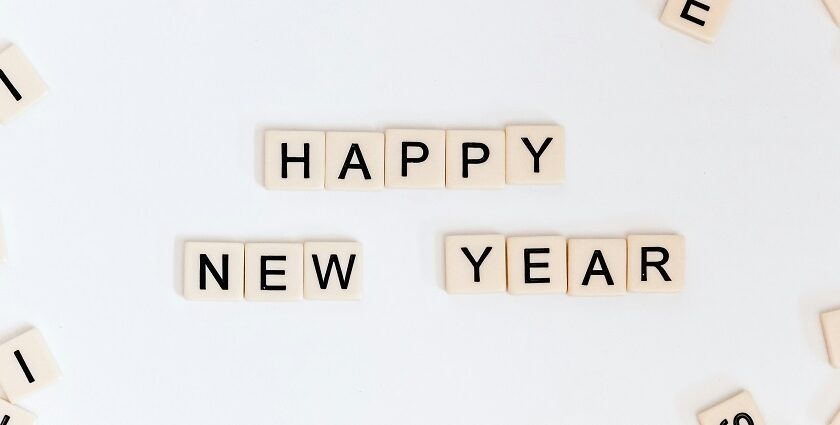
[245,243,303,301]
[385,129,446,189]
[183,242,245,301]
[264,130,325,190]
[697,391,766,425]
[0,45,48,124]
[0,398,36,425]
[505,125,565,185]
[445,234,506,294]
[506,236,567,295]
[0,216,6,264]
[445,130,505,189]
[627,234,685,293]
[825,0,840,26]
[661,0,732,43]
[567,239,627,296]
[304,242,362,300]
[325,132,384,191]
[822,308,840,368]
[0,329,61,403]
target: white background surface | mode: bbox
[1,0,840,424]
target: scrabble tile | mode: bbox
[0,217,6,264]
[826,0,840,26]
[0,398,36,425]
[506,236,567,295]
[832,410,840,425]
[325,132,385,191]
[0,328,61,403]
[245,243,303,301]
[660,0,732,43]
[445,234,506,294]
[505,125,565,185]
[264,130,326,190]
[697,391,766,425]
[0,45,48,124]
[822,308,840,368]
[304,242,362,300]
[567,239,627,296]
[384,129,446,189]
[627,234,685,293]
[445,130,505,189]
[183,242,245,301]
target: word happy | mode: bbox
[264,125,565,190]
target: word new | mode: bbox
[446,234,684,295]
[264,125,564,190]
[183,241,362,301]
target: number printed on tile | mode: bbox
[697,391,766,425]
[719,413,755,425]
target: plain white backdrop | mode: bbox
[1,0,840,424]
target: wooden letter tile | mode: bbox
[567,239,627,296]
[445,234,506,294]
[325,132,385,191]
[697,391,766,425]
[661,0,732,43]
[825,0,840,26]
[0,398,36,425]
[445,130,505,189]
[264,130,326,190]
[303,242,363,300]
[0,45,48,124]
[0,329,61,403]
[506,236,567,295]
[183,242,245,301]
[822,308,840,368]
[245,243,304,301]
[385,129,446,189]
[505,125,565,185]
[627,234,685,293]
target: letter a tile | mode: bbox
[0,328,61,403]
[567,239,627,296]
[325,132,384,191]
